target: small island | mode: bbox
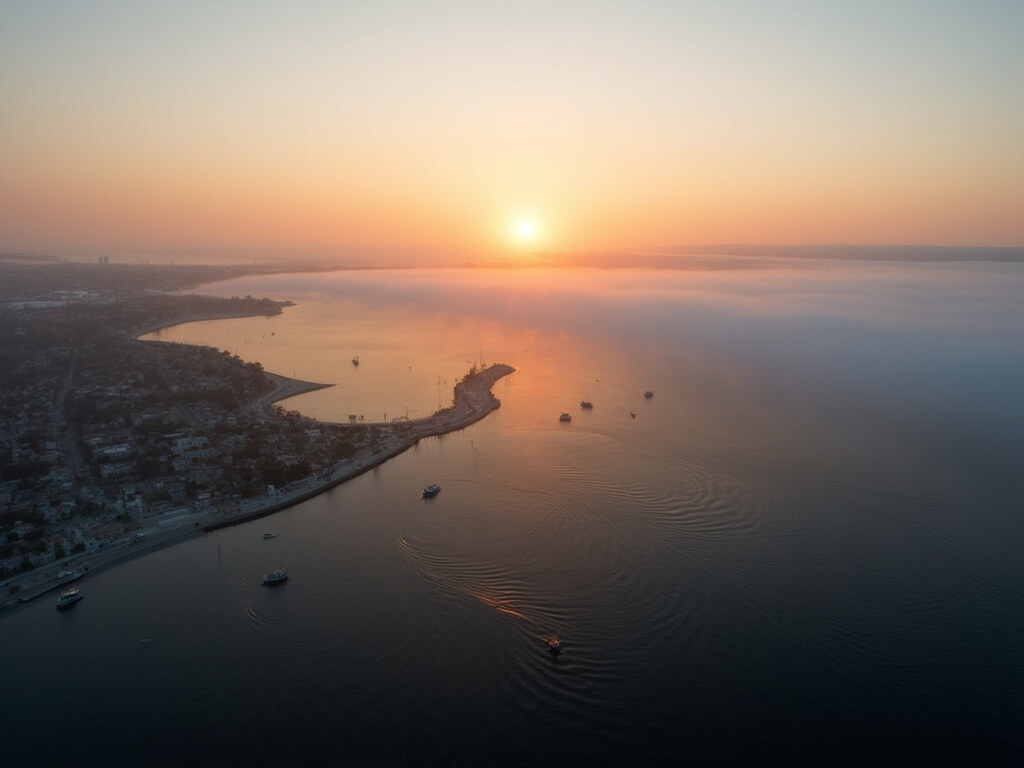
[0,259,514,609]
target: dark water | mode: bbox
[4,262,1022,765]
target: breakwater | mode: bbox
[202,363,515,531]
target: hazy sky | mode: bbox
[2,1,1022,264]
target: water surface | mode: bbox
[5,261,1022,764]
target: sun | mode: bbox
[515,218,537,241]
[510,216,540,247]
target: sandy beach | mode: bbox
[252,370,334,410]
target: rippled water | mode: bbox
[3,262,1022,764]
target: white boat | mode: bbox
[262,568,289,585]
[559,413,571,422]
[422,483,441,498]
[57,569,83,584]
[56,588,83,609]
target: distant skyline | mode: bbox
[2,1,1022,265]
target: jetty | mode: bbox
[202,363,515,531]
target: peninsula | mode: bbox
[202,361,516,532]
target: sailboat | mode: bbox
[262,565,289,585]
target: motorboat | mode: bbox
[422,483,441,498]
[644,390,654,398]
[559,413,571,423]
[56,588,83,609]
[262,569,289,585]
[262,532,277,539]
[580,401,593,409]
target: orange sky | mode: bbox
[2,2,1022,264]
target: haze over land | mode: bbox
[2,1,1022,266]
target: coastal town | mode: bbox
[0,257,513,608]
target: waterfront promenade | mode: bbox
[1,363,515,610]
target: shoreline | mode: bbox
[8,526,207,607]
[2,300,515,612]
[203,362,516,531]
[133,307,336,407]
[130,305,289,340]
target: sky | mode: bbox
[2,1,1023,265]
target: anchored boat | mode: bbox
[57,568,83,584]
[262,568,289,585]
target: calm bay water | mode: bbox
[3,261,1022,764]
